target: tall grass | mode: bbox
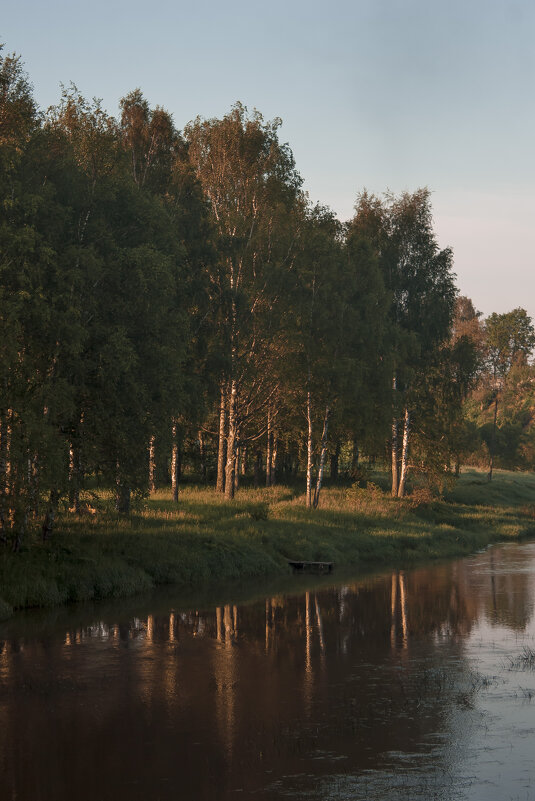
[1,467,534,618]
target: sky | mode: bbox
[3,0,534,321]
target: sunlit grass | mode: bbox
[0,467,534,618]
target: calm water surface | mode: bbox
[2,543,535,800]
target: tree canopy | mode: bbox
[1,47,533,551]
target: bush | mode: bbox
[405,487,435,509]
[350,463,373,487]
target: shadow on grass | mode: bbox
[1,467,534,617]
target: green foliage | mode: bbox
[486,308,535,378]
[461,311,535,473]
[1,472,534,616]
[1,44,533,573]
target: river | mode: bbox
[2,542,535,800]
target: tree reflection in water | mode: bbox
[1,542,535,800]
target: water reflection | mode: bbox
[2,543,535,799]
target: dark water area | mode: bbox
[2,544,535,801]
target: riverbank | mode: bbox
[1,468,535,619]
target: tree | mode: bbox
[0,53,85,546]
[344,194,392,470]
[48,88,189,512]
[184,103,302,499]
[452,296,484,348]
[483,308,535,480]
[382,189,456,497]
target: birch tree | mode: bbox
[381,190,456,497]
[288,206,350,508]
[185,103,302,499]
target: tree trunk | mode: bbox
[240,444,247,476]
[115,483,131,514]
[68,412,85,513]
[0,414,9,538]
[115,463,130,514]
[235,445,240,492]
[0,411,13,539]
[391,376,399,497]
[225,380,238,500]
[330,442,340,481]
[391,418,399,496]
[42,489,59,542]
[313,405,330,508]
[306,389,313,509]
[171,423,180,503]
[488,394,498,482]
[271,434,278,486]
[13,505,29,553]
[216,384,226,493]
[29,455,39,517]
[351,439,359,473]
[397,407,411,498]
[68,444,80,512]
[266,408,272,488]
[254,450,262,488]
[198,430,207,483]
[148,435,156,494]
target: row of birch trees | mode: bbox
[1,49,479,548]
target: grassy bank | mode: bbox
[1,468,535,620]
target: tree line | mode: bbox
[1,49,533,550]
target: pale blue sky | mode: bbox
[3,0,534,320]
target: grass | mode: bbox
[1,467,535,619]
[507,646,535,672]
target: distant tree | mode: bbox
[120,89,180,193]
[483,308,535,480]
[485,309,535,379]
[452,296,484,349]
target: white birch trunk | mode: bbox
[397,407,411,498]
[2,411,12,533]
[488,395,498,482]
[216,384,226,493]
[225,379,237,500]
[148,435,156,494]
[171,423,179,503]
[391,375,399,497]
[235,445,240,492]
[0,414,8,537]
[271,435,278,487]
[265,407,272,487]
[313,404,330,509]
[306,390,313,509]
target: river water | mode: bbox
[2,542,535,801]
